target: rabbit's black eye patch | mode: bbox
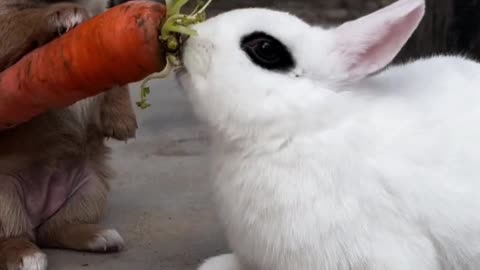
[241,32,295,72]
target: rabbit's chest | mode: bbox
[210,146,376,266]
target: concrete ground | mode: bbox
[47,77,229,270]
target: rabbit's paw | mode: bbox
[198,254,243,270]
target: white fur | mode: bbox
[179,0,480,269]
[55,12,84,32]
[87,229,125,252]
[10,251,48,270]
[198,254,242,270]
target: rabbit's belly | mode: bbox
[12,160,91,228]
[215,174,352,269]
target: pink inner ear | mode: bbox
[348,7,424,77]
[332,0,426,81]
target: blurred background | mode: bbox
[206,0,480,63]
[49,1,480,270]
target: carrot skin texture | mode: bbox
[0,0,167,130]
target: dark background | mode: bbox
[123,0,479,64]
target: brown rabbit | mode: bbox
[0,0,138,269]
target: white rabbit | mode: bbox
[178,0,480,269]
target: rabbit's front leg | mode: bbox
[100,85,138,141]
[198,254,244,270]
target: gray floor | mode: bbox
[47,78,229,270]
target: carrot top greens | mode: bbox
[136,0,212,110]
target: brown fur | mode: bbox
[0,0,137,269]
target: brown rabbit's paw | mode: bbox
[100,86,138,141]
[5,250,47,270]
[102,114,138,141]
[86,229,125,253]
[46,3,90,36]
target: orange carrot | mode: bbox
[0,0,167,130]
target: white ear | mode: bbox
[332,0,425,81]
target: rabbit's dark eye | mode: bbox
[241,32,295,72]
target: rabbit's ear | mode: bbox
[332,0,425,81]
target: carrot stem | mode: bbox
[136,0,213,110]
[137,60,174,109]
[167,0,190,17]
[195,0,212,15]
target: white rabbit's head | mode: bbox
[179,0,425,138]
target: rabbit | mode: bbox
[177,0,480,269]
[0,0,138,270]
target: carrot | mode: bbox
[0,0,211,131]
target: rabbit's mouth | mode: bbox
[176,68,191,90]
[175,66,189,85]
[175,45,192,90]
[181,38,213,79]
[174,42,193,92]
